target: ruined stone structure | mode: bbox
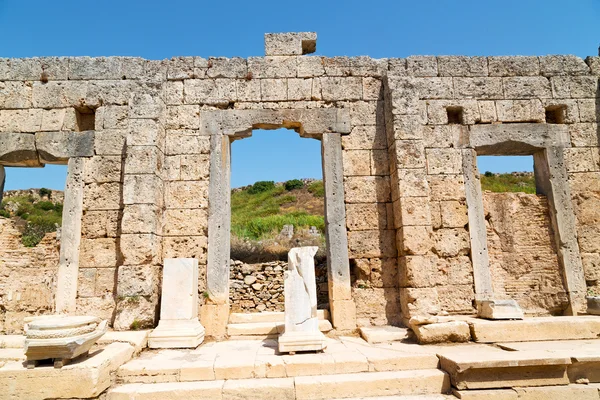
[1,32,599,338]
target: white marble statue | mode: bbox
[278,246,326,353]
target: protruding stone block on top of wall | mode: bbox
[477,299,524,320]
[265,32,317,56]
[279,246,327,353]
[148,258,205,348]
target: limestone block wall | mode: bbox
[0,218,59,333]
[0,37,598,332]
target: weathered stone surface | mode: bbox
[0,132,39,166]
[35,131,94,164]
[265,32,316,56]
[411,321,471,344]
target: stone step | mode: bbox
[117,337,440,384]
[438,349,572,390]
[228,310,330,324]
[109,370,450,400]
[226,319,333,336]
[468,316,600,343]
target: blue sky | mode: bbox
[1,0,598,189]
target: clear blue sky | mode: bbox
[1,0,598,189]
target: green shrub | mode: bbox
[248,180,275,194]
[36,201,55,211]
[0,209,9,218]
[480,173,536,194]
[284,179,304,191]
[484,171,494,177]
[39,188,52,198]
[307,180,324,197]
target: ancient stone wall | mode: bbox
[0,33,598,333]
[484,192,569,315]
[0,218,59,333]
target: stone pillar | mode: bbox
[279,247,327,353]
[534,148,586,315]
[0,165,5,206]
[149,258,205,348]
[321,133,355,330]
[463,150,523,319]
[55,157,85,314]
[203,133,231,338]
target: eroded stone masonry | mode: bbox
[1,32,599,337]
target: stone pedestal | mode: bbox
[149,258,205,348]
[279,247,326,353]
[477,299,524,320]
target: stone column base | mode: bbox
[148,318,205,349]
[477,299,524,320]
[200,303,229,339]
[330,299,357,331]
[278,330,327,353]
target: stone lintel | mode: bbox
[265,32,317,56]
[36,131,95,164]
[0,132,41,167]
[200,109,350,137]
[468,123,570,154]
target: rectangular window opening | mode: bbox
[447,107,464,124]
[545,106,566,124]
[75,107,96,132]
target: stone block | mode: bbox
[116,265,160,297]
[81,210,120,238]
[576,99,596,123]
[423,124,468,148]
[478,100,498,122]
[128,119,165,150]
[564,147,597,172]
[390,140,425,169]
[346,203,387,231]
[36,131,95,164]
[477,299,524,320]
[200,303,229,339]
[586,56,600,74]
[411,321,471,344]
[437,284,476,314]
[433,228,470,257]
[440,200,469,228]
[162,236,208,263]
[123,174,163,205]
[79,238,119,268]
[165,81,184,105]
[425,100,480,125]
[0,132,39,167]
[184,78,236,105]
[502,76,552,98]
[399,287,440,317]
[265,32,316,56]
[398,225,433,256]
[496,99,545,122]
[543,99,579,123]
[437,56,488,77]
[40,109,67,132]
[406,56,438,76]
[343,150,371,176]
[371,149,389,176]
[32,81,88,109]
[247,56,297,78]
[166,105,200,130]
[124,146,162,175]
[164,209,208,236]
[235,78,262,102]
[399,255,438,288]
[287,78,313,101]
[119,234,162,266]
[426,148,462,175]
[363,77,383,100]
[298,56,325,77]
[206,57,247,79]
[166,134,209,156]
[397,196,431,226]
[347,230,396,258]
[353,286,402,326]
[320,77,363,101]
[83,182,122,211]
[0,109,43,133]
[391,169,430,199]
[121,204,162,234]
[344,176,391,203]
[260,78,287,101]
[569,123,599,147]
[454,77,504,99]
[488,56,541,76]
[94,130,127,156]
[165,180,209,209]
[540,55,591,76]
[0,81,32,109]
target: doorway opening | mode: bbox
[0,164,67,333]
[476,155,568,315]
[228,128,328,313]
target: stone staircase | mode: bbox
[226,310,333,339]
[108,337,450,399]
